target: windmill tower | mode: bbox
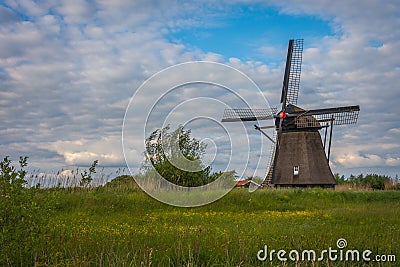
[221,39,360,189]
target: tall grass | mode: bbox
[4,187,397,266]
[25,167,130,188]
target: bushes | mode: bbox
[0,156,101,265]
[334,173,395,190]
[0,156,43,265]
[104,174,139,189]
[79,159,98,187]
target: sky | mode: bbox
[0,0,399,179]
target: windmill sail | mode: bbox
[293,105,360,128]
[280,39,303,107]
[221,108,277,122]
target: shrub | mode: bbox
[80,160,98,187]
[104,174,139,189]
[0,156,43,265]
[339,173,393,190]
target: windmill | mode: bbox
[221,39,360,189]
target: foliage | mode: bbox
[333,173,346,185]
[143,125,216,187]
[394,182,400,191]
[334,172,394,190]
[104,174,139,189]
[0,156,43,266]
[79,159,98,187]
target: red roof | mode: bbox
[236,179,251,187]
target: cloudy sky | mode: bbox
[0,0,399,178]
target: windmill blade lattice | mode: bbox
[286,39,303,105]
[221,108,277,122]
[281,39,303,107]
[294,105,360,128]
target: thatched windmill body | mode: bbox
[222,39,360,188]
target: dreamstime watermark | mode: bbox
[122,61,274,207]
[257,238,396,263]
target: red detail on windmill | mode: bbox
[279,111,287,119]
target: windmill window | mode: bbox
[293,166,299,176]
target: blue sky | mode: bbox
[0,0,399,179]
[167,6,333,62]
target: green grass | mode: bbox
[7,188,400,266]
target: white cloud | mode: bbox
[0,0,398,178]
[47,136,132,166]
[388,128,400,135]
[0,5,20,24]
[386,157,400,167]
[56,0,94,23]
[335,153,384,168]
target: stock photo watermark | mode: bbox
[257,238,396,263]
[122,61,273,207]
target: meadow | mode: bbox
[3,184,399,266]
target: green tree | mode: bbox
[143,125,214,187]
[365,174,390,190]
[334,173,346,185]
[345,173,391,190]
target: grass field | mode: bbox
[1,185,399,266]
[4,187,394,266]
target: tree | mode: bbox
[143,125,215,187]
[339,173,392,190]
[365,174,390,190]
[334,173,346,185]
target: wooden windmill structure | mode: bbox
[221,39,360,189]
